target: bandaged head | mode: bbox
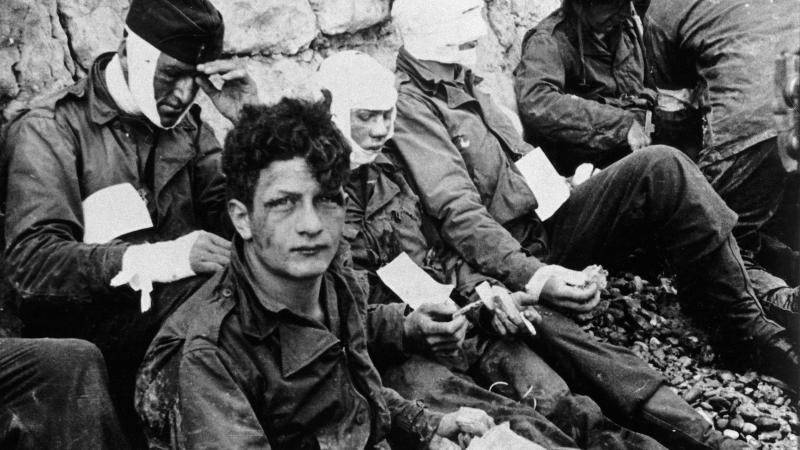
[392,0,488,67]
[123,0,224,128]
[316,51,398,169]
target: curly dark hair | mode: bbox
[222,92,351,208]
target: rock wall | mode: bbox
[0,0,559,139]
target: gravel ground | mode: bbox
[575,272,798,449]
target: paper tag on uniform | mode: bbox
[514,147,571,220]
[377,252,454,310]
[83,183,153,244]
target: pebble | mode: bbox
[708,396,732,411]
[741,422,757,435]
[758,430,782,442]
[754,417,780,432]
[723,430,740,440]
[745,435,763,448]
[586,273,798,448]
[684,386,703,403]
[738,404,760,421]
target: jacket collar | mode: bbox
[227,236,344,376]
[87,53,122,126]
[396,48,481,110]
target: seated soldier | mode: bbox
[390,0,797,446]
[319,49,746,450]
[0,338,126,449]
[643,0,800,333]
[2,0,257,439]
[513,0,654,175]
[319,50,676,450]
[135,97,498,449]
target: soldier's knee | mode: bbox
[32,339,107,381]
[629,145,701,184]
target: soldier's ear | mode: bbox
[228,199,253,240]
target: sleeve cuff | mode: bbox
[524,265,558,302]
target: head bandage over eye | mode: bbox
[392,0,487,66]
[124,27,194,129]
[316,51,398,168]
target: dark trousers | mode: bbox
[0,338,126,450]
[19,275,209,447]
[381,339,666,449]
[698,139,794,317]
[527,146,783,416]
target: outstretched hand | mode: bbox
[196,58,259,123]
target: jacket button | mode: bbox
[221,288,233,297]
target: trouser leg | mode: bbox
[546,146,786,348]
[0,338,127,450]
[701,139,797,320]
[539,146,784,445]
[636,386,749,450]
[19,275,208,449]
[701,138,787,259]
[381,354,578,449]
[476,339,666,450]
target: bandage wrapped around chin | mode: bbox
[392,0,487,66]
[315,50,398,168]
[110,231,201,312]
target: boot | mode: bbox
[757,332,800,394]
[635,386,749,450]
[680,236,799,385]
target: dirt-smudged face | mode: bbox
[233,157,346,283]
[152,52,200,127]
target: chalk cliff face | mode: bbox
[0,0,558,138]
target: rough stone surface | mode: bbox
[55,0,128,72]
[309,0,390,35]
[213,0,318,56]
[0,0,75,121]
[0,0,560,131]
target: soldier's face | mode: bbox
[350,108,395,152]
[230,157,346,282]
[577,0,632,33]
[152,53,200,127]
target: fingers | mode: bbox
[194,75,216,94]
[421,313,467,336]
[190,232,232,274]
[192,261,225,274]
[522,307,542,325]
[493,306,519,335]
[510,290,538,307]
[555,282,599,303]
[204,232,232,249]
[417,301,459,317]
[196,59,241,75]
[548,283,601,313]
[493,287,525,330]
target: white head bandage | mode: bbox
[392,0,488,67]
[315,51,398,168]
[125,27,192,129]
